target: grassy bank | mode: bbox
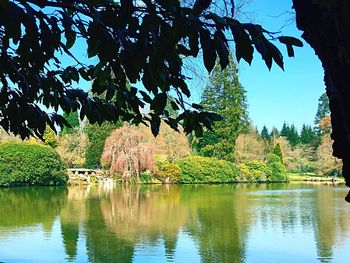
[287,173,345,183]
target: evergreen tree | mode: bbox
[280,123,290,138]
[314,93,330,127]
[61,112,80,136]
[84,121,122,168]
[288,124,300,147]
[196,60,248,161]
[272,143,284,164]
[300,124,316,144]
[261,126,270,141]
[270,127,280,143]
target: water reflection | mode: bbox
[0,184,350,262]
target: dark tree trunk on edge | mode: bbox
[293,0,350,201]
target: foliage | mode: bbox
[300,124,317,145]
[238,160,269,182]
[280,123,300,147]
[0,142,67,186]
[177,156,239,183]
[272,143,283,164]
[61,112,80,136]
[261,126,271,141]
[319,116,332,135]
[56,133,88,168]
[234,133,266,163]
[140,123,192,163]
[101,126,156,179]
[84,121,122,168]
[266,153,287,182]
[196,60,248,161]
[0,1,300,139]
[314,93,330,128]
[237,154,286,182]
[43,125,58,148]
[156,161,181,183]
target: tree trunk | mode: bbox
[293,0,350,201]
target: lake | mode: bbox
[0,183,349,263]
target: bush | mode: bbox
[156,161,181,183]
[238,160,269,182]
[177,156,238,183]
[266,153,287,182]
[0,142,67,186]
[238,154,287,182]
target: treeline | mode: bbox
[256,92,340,176]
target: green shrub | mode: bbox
[156,161,181,183]
[238,154,287,183]
[266,153,287,182]
[177,156,238,183]
[0,142,67,186]
[238,160,269,182]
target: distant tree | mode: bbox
[56,133,88,168]
[101,127,156,179]
[300,124,316,145]
[61,112,80,136]
[319,116,332,135]
[270,127,280,144]
[280,123,299,148]
[314,93,330,127]
[196,60,248,161]
[261,126,270,141]
[84,121,122,168]
[272,143,284,164]
[280,123,290,138]
[288,124,300,147]
[235,133,267,164]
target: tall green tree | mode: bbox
[196,60,248,161]
[288,124,300,147]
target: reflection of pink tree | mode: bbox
[101,127,155,179]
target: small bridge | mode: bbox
[67,168,113,185]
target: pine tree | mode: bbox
[261,126,271,141]
[197,59,248,161]
[300,124,316,144]
[288,124,300,147]
[280,122,290,138]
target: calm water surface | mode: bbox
[0,184,350,263]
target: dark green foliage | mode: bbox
[196,60,248,161]
[300,124,317,145]
[280,123,300,147]
[177,156,239,183]
[156,161,181,183]
[61,112,80,136]
[272,143,283,164]
[0,1,300,139]
[84,121,122,168]
[261,126,271,141]
[0,142,67,186]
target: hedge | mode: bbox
[177,156,239,183]
[0,142,67,186]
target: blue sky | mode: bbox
[231,0,325,132]
[61,0,325,133]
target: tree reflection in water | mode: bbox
[1,184,350,262]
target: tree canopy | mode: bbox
[0,0,302,139]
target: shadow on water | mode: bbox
[1,183,350,262]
